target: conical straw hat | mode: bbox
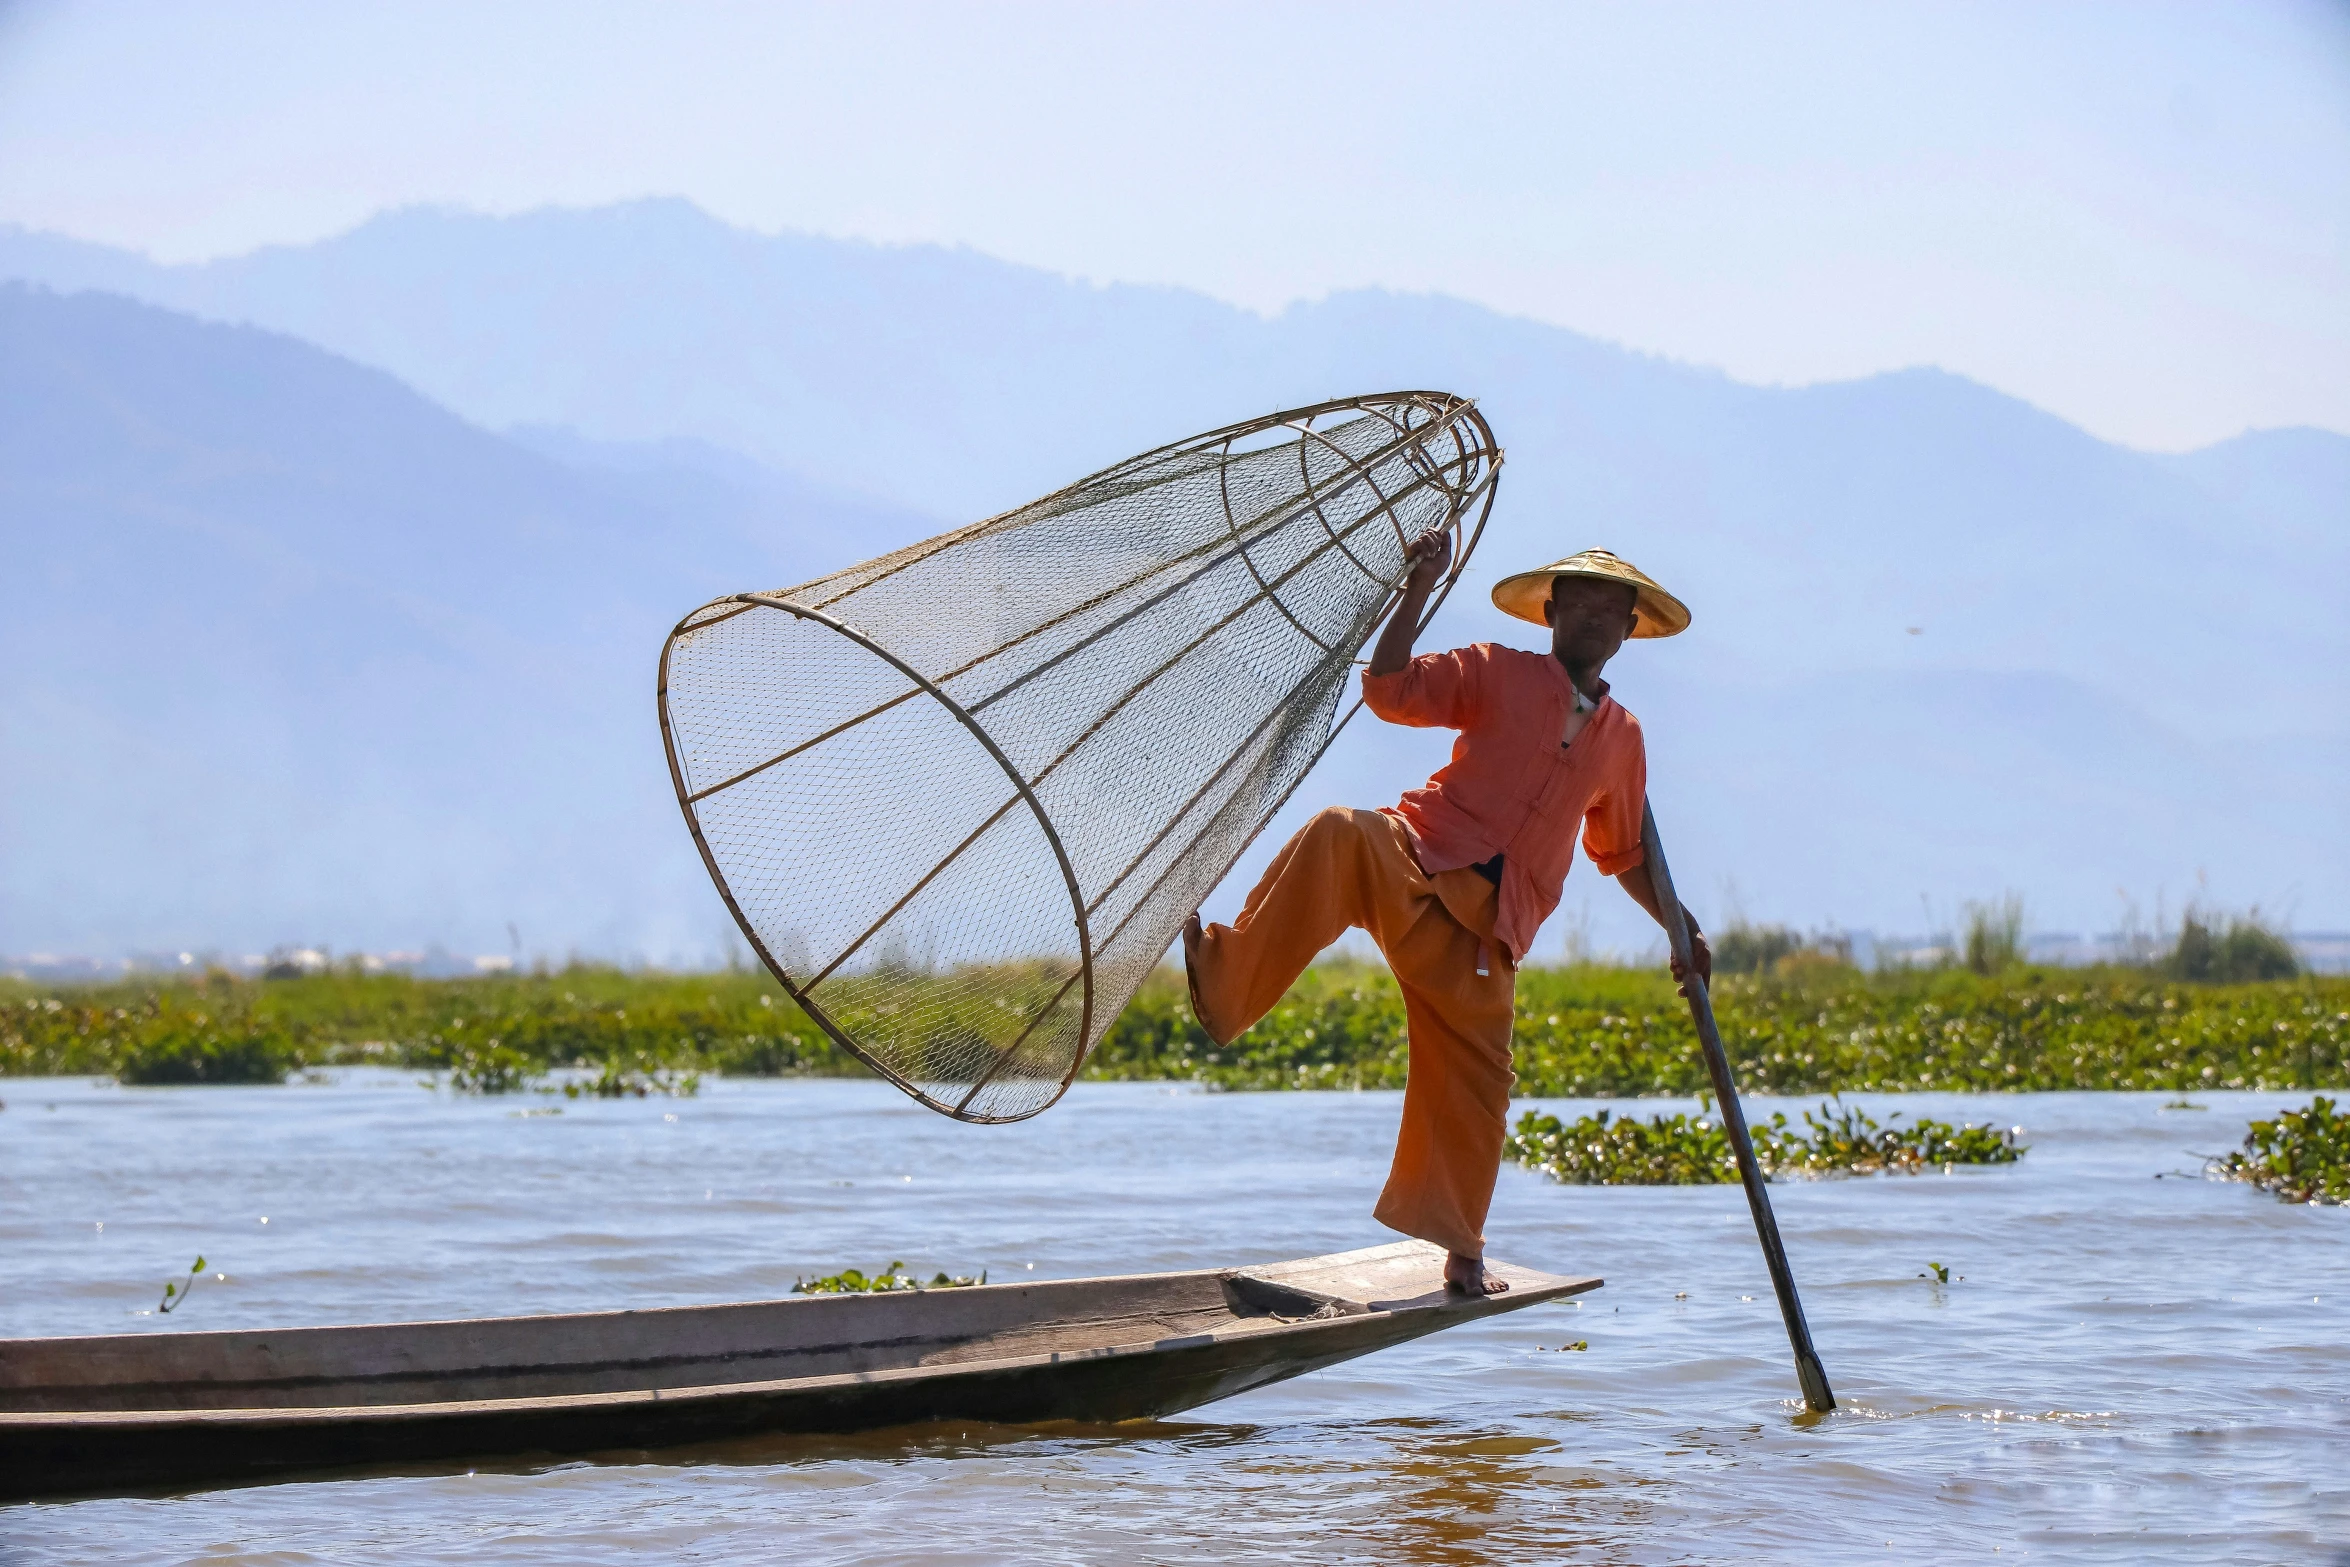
[1490,549,1689,638]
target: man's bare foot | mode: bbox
[1445,1252,1509,1296]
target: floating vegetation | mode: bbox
[443,1041,540,1094]
[4,963,2344,1098]
[0,969,809,1087]
[102,997,297,1084]
[157,1255,206,1314]
[792,1261,986,1295]
[1764,1099,2024,1176]
[2206,1097,2348,1206]
[115,1028,294,1085]
[1505,1099,2024,1186]
[2162,1098,2208,1111]
[1506,1107,1737,1185]
[1087,964,2348,1097]
[561,1056,701,1099]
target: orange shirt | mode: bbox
[1360,642,1646,965]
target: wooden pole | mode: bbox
[1640,800,1836,1413]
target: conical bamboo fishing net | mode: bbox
[658,392,1500,1122]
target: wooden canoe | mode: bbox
[0,1240,1597,1499]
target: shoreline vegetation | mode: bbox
[9,951,2340,1194]
[1,960,2343,1097]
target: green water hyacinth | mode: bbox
[0,969,828,1084]
[2209,1097,2349,1205]
[113,1010,297,1084]
[1507,1107,1738,1185]
[792,1261,985,1294]
[5,964,2344,1098]
[1506,1099,2024,1186]
[441,1039,540,1094]
[1087,965,2348,1096]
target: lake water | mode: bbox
[2,1074,2345,1564]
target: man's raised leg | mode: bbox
[1184,807,1398,1046]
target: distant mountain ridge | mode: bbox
[5,203,2340,735]
[2,205,2342,956]
[0,283,924,958]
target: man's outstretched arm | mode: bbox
[1366,530,1453,677]
[1614,858,1714,997]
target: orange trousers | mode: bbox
[1188,806,1517,1258]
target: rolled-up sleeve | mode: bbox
[1580,727,1647,876]
[1361,645,1482,729]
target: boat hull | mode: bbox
[1,1241,1598,1499]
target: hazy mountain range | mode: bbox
[3,201,2342,962]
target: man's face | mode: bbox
[1544,576,1640,669]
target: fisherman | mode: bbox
[1184,537,1712,1296]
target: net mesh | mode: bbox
[658,392,1500,1121]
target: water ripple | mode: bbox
[3,1078,2346,1563]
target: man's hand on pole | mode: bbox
[1669,917,1713,998]
[1614,858,1714,998]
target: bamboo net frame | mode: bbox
[657,392,1500,1122]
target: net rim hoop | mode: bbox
[1122,389,1480,482]
[796,392,1492,613]
[656,592,1097,1124]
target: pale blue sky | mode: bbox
[1,0,2343,451]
